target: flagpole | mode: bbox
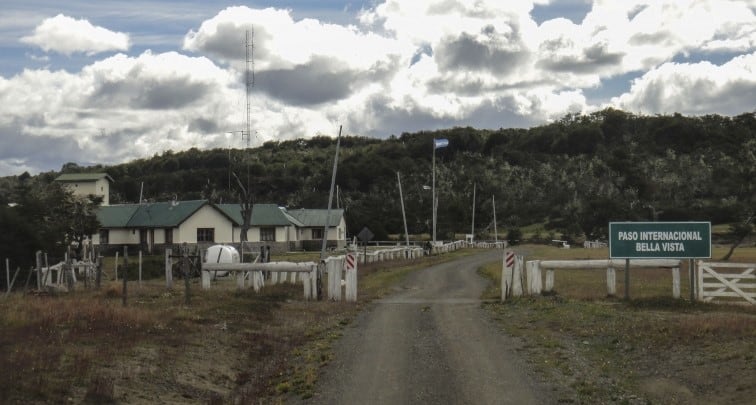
[432,139,436,244]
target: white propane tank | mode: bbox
[204,245,240,277]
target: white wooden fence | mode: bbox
[199,243,438,301]
[503,256,682,299]
[698,261,755,305]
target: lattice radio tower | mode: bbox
[242,28,255,148]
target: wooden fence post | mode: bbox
[512,255,523,297]
[5,258,9,294]
[35,251,42,290]
[672,267,680,299]
[122,247,128,307]
[114,251,119,281]
[138,250,143,287]
[182,244,190,305]
[606,267,616,297]
[165,248,173,289]
[544,269,554,293]
[6,267,21,297]
[96,256,102,290]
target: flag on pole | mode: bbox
[434,138,449,149]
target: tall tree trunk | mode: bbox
[721,214,754,261]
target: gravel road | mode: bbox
[301,250,552,405]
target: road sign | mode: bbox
[609,222,711,259]
[358,227,374,242]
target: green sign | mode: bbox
[609,222,711,259]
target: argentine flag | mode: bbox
[434,138,449,149]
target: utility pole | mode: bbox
[397,172,410,246]
[320,125,342,260]
[492,195,498,242]
[471,183,476,243]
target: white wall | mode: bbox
[62,179,110,205]
[175,205,235,243]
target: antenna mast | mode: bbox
[242,29,255,148]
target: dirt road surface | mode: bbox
[300,250,551,404]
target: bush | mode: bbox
[507,228,522,245]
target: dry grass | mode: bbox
[0,249,474,403]
[479,244,756,404]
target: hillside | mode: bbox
[2,109,754,243]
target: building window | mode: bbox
[197,228,214,243]
[165,228,173,245]
[312,228,324,239]
[99,229,109,245]
[260,227,276,242]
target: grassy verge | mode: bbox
[0,249,476,403]
[478,245,756,404]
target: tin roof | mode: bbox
[55,173,114,183]
[287,208,344,227]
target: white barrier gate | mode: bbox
[698,261,756,305]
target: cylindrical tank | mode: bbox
[204,245,240,277]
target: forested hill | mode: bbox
[3,109,755,241]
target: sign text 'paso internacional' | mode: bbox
[609,222,711,259]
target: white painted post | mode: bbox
[253,271,263,292]
[201,270,211,289]
[237,271,246,289]
[310,266,318,299]
[271,271,278,285]
[303,270,311,300]
[533,261,542,294]
[607,267,616,296]
[672,267,680,299]
[165,249,173,289]
[545,269,554,292]
[512,255,523,297]
[526,261,541,295]
[327,258,343,301]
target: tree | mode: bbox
[233,172,253,243]
[13,180,101,259]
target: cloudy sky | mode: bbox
[1,0,754,176]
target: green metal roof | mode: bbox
[97,205,140,228]
[96,201,319,229]
[216,204,244,225]
[217,203,304,227]
[55,173,114,183]
[97,200,231,229]
[251,204,297,226]
[287,208,344,227]
[126,200,206,227]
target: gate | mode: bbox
[697,261,755,305]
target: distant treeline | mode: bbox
[2,108,754,243]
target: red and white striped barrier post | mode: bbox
[502,250,515,301]
[345,252,358,302]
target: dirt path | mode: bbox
[300,250,551,404]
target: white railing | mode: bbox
[502,254,682,299]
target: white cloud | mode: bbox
[609,52,756,115]
[21,14,129,55]
[0,1,754,176]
